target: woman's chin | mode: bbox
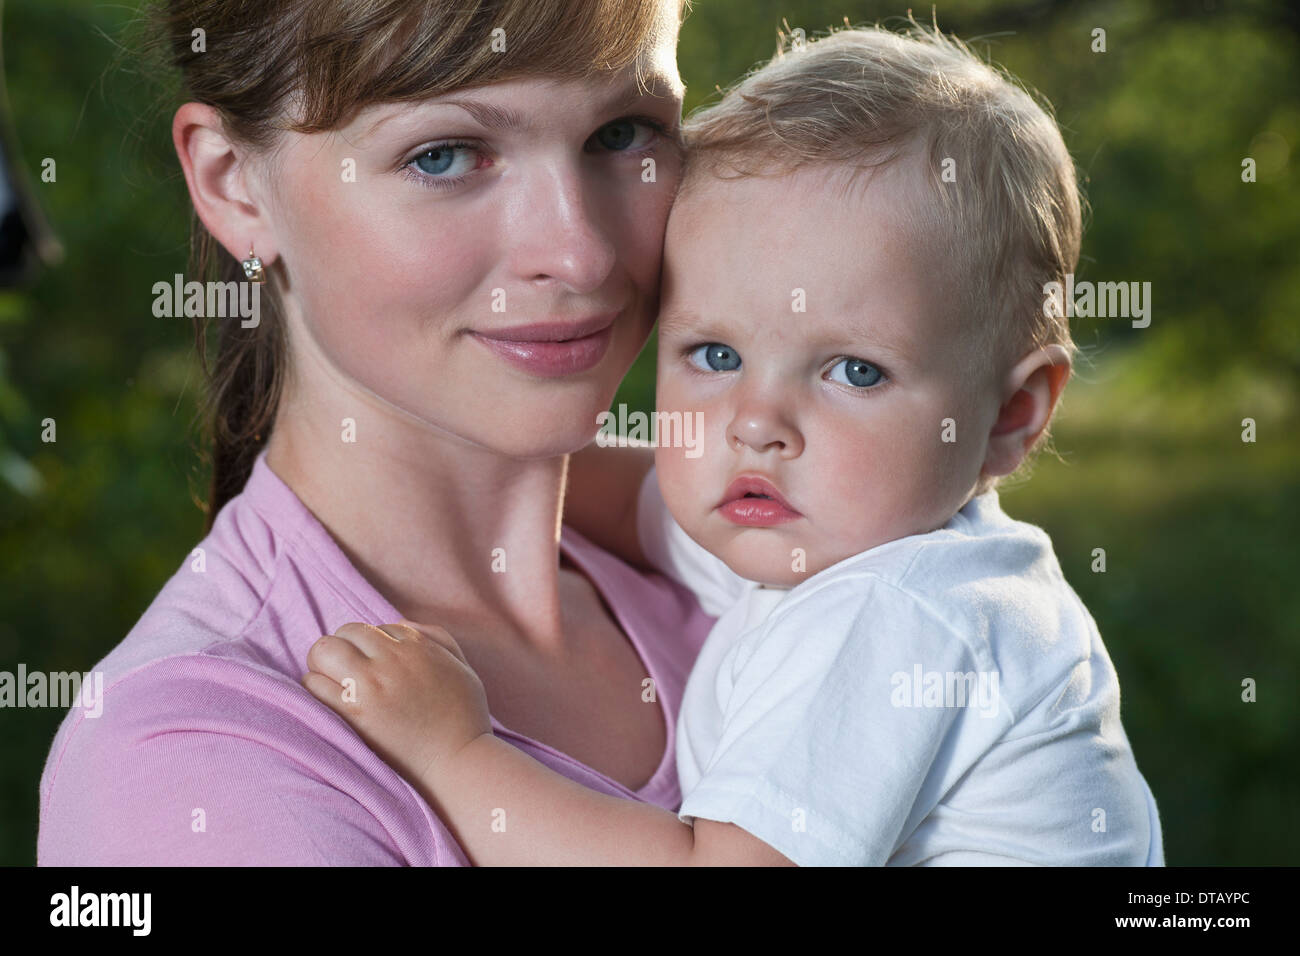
[466,406,614,461]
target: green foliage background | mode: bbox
[1,0,1296,864]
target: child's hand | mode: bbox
[301,621,491,789]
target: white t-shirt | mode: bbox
[637,469,1164,866]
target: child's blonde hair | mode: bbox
[681,21,1082,372]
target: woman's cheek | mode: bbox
[623,166,679,288]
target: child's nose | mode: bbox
[725,405,804,458]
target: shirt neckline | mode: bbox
[242,448,674,801]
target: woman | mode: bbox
[38,0,711,865]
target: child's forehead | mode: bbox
[660,159,985,370]
[671,157,939,257]
[666,159,950,311]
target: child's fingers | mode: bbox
[375,622,422,645]
[373,622,453,661]
[300,670,350,715]
[306,631,371,681]
[331,621,404,658]
[390,619,471,666]
[321,621,472,678]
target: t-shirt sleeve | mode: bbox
[38,658,455,866]
[678,573,1009,866]
[636,466,751,617]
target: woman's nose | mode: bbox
[507,164,617,295]
[725,401,805,459]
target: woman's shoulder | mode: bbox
[80,449,388,700]
[41,480,313,767]
[36,652,455,864]
[79,470,303,708]
[37,466,459,865]
[98,513,279,678]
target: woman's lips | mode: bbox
[470,315,615,377]
[717,475,802,527]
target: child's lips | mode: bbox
[716,476,802,526]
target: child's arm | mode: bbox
[301,620,795,867]
[561,440,655,569]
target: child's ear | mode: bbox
[981,344,1072,479]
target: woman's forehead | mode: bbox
[344,67,682,146]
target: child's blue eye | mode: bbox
[828,357,884,388]
[688,343,741,372]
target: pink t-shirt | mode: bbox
[38,450,713,865]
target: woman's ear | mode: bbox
[171,102,275,268]
[981,344,1072,478]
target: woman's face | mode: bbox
[261,41,684,459]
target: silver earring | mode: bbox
[242,245,265,283]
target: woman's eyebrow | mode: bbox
[352,99,525,143]
[612,72,683,112]
[439,99,527,132]
[357,74,680,144]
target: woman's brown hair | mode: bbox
[141,0,683,529]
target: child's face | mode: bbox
[654,159,1004,586]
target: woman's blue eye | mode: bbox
[829,357,884,388]
[411,144,477,178]
[592,119,655,152]
[688,344,741,372]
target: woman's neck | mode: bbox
[263,386,572,648]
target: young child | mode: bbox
[302,25,1163,866]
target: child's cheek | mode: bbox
[654,372,720,531]
[808,414,914,555]
[654,429,708,525]
[839,409,957,541]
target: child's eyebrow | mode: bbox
[656,307,712,336]
[658,305,920,371]
[831,312,921,366]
